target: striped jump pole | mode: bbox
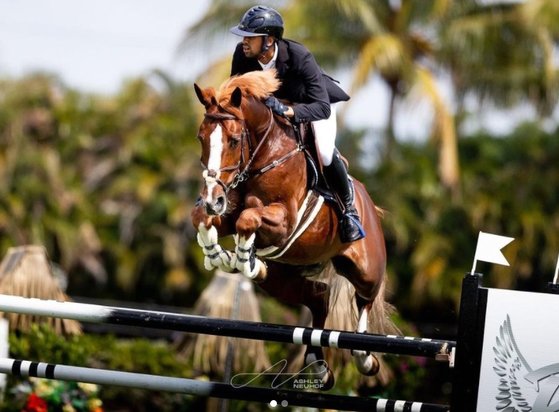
[0,357,450,411]
[0,294,455,361]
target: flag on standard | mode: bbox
[471,231,514,274]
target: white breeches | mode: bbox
[311,105,337,166]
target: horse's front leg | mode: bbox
[191,204,235,272]
[233,197,291,281]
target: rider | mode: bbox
[229,5,365,243]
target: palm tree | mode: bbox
[177,1,255,86]
[364,0,458,193]
[439,0,559,126]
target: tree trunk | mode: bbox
[385,84,398,160]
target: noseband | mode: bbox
[200,108,303,196]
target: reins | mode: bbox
[201,107,304,194]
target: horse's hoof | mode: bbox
[239,259,267,282]
[252,260,268,283]
[303,352,333,390]
[354,353,380,376]
[320,369,335,391]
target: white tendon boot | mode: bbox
[234,233,266,280]
[352,306,379,375]
[196,225,233,272]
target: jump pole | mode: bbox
[0,357,450,411]
[0,294,454,360]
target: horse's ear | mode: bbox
[230,87,242,108]
[194,83,211,108]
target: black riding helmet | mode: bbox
[230,5,284,39]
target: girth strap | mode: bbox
[256,190,324,260]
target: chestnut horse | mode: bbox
[191,70,395,388]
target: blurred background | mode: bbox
[0,0,558,410]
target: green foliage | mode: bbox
[4,324,198,412]
[9,324,88,366]
[0,71,209,306]
[363,122,559,328]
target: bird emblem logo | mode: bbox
[493,315,559,411]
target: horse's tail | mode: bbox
[321,263,399,386]
[368,273,400,336]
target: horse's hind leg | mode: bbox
[332,252,387,376]
[330,181,393,376]
[300,290,336,391]
[332,238,389,374]
[352,296,380,375]
[258,264,335,390]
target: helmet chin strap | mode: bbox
[260,35,270,53]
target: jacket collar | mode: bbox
[275,40,290,76]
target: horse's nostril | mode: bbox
[205,203,214,215]
[205,196,226,216]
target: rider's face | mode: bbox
[242,36,264,58]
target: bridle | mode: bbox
[200,107,304,196]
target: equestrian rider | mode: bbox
[229,5,365,243]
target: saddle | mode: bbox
[290,120,344,205]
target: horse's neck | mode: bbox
[242,103,308,206]
[243,99,272,138]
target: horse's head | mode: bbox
[193,84,246,216]
[193,71,281,217]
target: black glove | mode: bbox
[265,96,288,116]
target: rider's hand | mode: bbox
[265,96,289,117]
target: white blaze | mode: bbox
[208,125,223,172]
[204,125,223,203]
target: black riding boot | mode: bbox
[323,152,365,243]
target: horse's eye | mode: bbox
[230,136,241,148]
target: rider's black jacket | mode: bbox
[231,38,350,123]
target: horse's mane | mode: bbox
[216,70,281,108]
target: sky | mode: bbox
[0,0,548,140]
[0,0,209,92]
